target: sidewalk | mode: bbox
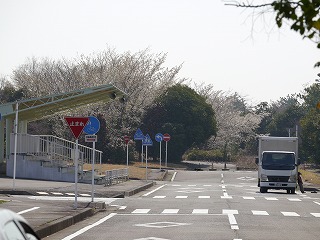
[0,169,167,239]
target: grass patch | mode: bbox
[0,200,8,204]
[299,169,320,185]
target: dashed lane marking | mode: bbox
[192,209,209,214]
[162,209,179,214]
[281,212,300,217]
[252,210,269,216]
[132,209,151,214]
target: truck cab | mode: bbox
[256,136,299,194]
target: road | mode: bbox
[44,170,320,240]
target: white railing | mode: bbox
[10,133,102,166]
[104,168,129,186]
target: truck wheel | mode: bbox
[260,187,267,193]
[291,188,295,194]
[287,189,291,194]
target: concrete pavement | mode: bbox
[0,169,168,239]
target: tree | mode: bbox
[11,48,184,162]
[225,0,320,66]
[142,84,217,162]
[0,77,28,103]
[258,95,304,136]
[299,81,320,163]
[206,90,263,156]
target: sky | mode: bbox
[0,0,319,104]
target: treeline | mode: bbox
[1,48,319,164]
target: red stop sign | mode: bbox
[124,135,130,144]
[163,133,171,142]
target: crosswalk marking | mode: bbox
[243,197,255,200]
[162,209,179,214]
[288,198,301,202]
[79,194,91,197]
[281,212,300,217]
[252,210,269,216]
[198,196,210,199]
[37,192,49,195]
[175,196,188,199]
[51,192,63,196]
[127,209,320,218]
[132,209,151,214]
[192,209,209,214]
[265,197,278,201]
[66,193,75,196]
[311,213,320,217]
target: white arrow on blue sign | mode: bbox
[134,128,144,140]
[155,133,163,142]
[142,134,153,146]
[83,116,100,135]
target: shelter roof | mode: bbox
[0,84,125,121]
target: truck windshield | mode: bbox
[262,152,295,170]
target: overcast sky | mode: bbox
[0,0,319,104]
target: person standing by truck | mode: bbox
[298,172,305,193]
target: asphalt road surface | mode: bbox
[44,170,320,240]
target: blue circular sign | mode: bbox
[155,133,163,142]
[83,116,100,135]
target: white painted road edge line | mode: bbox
[18,207,40,215]
[61,213,117,240]
[143,184,167,196]
[171,171,177,181]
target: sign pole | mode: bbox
[145,146,148,181]
[91,138,96,202]
[75,139,79,209]
[165,141,168,168]
[126,143,129,167]
[141,141,143,163]
[13,102,19,190]
[159,141,162,170]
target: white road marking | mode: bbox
[221,192,232,199]
[310,213,320,217]
[51,192,63,196]
[314,201,320,206]
[162,209,179,214]
[66,193,75,196]
[61,213,116,240]
[281,212,300,217]
[18,207,40,215]
[198,196,210,199]
[265,197,278,201]
[143,184,167,197]
[37,192,49,195]
[119,206,127,210]
[79,194,91,197]
[188,185,196,186]
[132,209,151,214]
[135,222,192,228]
[175,196,188,199]
[288,198,301,202]
[171,172,177,181]
[252,210,269,216]
[243,197,255,200]
[192,209,208,214]
[203,185,212,187]
[153,196,166,199]
[223,209,239,229]
[28,196,118,205]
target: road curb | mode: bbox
[125,181,156,196]
[35,208,94,239]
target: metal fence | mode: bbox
[104,168,129,186]
[10,133,102,166]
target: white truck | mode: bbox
[256,136,299,194]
